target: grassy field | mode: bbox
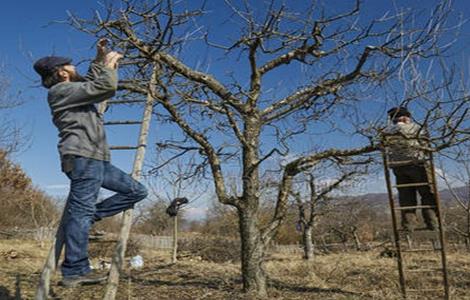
[0,239,469,299]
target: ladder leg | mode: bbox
[382,135,450,299]
[35,211,66,300]
[103,210,134,299]
[103,66,157,300]
[382,150,407,299]
[427,151,450,300]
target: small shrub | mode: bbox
[89,237,141,258]
[178,236,240,263]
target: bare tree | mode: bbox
[325,197,376,250]
[439,145,470,249]
[292,161,365,260]
[0,150,59,230]
[65,0,468,296]
[146,152,206,262]
[0,65,24,154]
[132,200,173,235]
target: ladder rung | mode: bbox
[407,288,444,293]
[109,146,139,150]
[399,228,440,233]
[387,159,430,166]
[406,268,442,273]
[388,160,415,164]
[401,227,439,232]
[394,205,436,210]
[402,248,441,252]
[107,99,147,105]
[394,182,430,188]
[104,120,142,125]
[399,230,441,241]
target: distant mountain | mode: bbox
[342,185,468,208]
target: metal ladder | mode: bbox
[35,68,157,300]
[381,136,450,299]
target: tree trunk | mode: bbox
[320,236,329,253]
[172,215,178,263]
[466,207,470,252]
[466,182,470,252]
[239,208,267,298]
[237,114,266,296]
[353,231,362,251]
[302,225,314,260]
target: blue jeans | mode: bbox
[61,156,148,277]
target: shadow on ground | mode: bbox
[0,274,22,300]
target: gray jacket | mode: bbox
[47,62,117,162]
[382,122,428,166]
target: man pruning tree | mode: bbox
[33,39,148,287]
[383,107,438,232]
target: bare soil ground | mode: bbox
[0,239,469,300]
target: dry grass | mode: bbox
[0,239,469,299]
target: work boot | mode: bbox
[423,209,439,231]
[59,271,107,288]
[401,212,418,232]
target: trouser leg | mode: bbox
[94,162,148,221]
[393,167,418,230]
[397,187,418,230]
[415,165,438,229]
[61,157,104,277]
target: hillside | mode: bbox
[0,151,58,230]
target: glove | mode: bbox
[166,197,189,217]
[95,38,109,63]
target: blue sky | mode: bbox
[1,0,469,219]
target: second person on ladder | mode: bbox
[383,107,438,232]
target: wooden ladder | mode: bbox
[381,136,450,299]
[35,68,157,300]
